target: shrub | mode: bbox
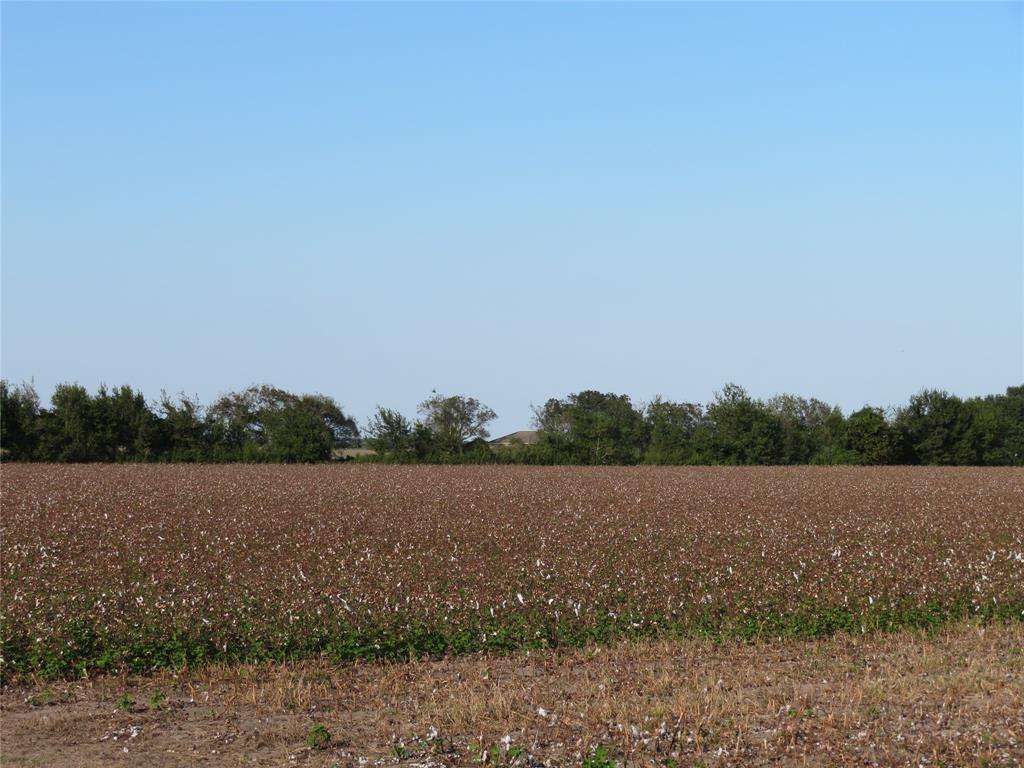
[306,723,332,750]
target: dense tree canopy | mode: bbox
[1,380,1022,465]
[533,391,647,464]
[643,397,702,465]
[895,390,973,465]
[1,382,358,463]
[0,381,40,461]
[417,393,497,457]
[843,407,900,465]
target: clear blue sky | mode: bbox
[2,2,1022,435]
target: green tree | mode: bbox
[997,385,1024,464]
[410,421,437,461]
[417,392,496,456]
[207,385,356,462]
[206,386,268,458]
[534,390,646,464]
[37,383,98,461]
[767,394,846,464]
[842,407,899,464]
[301,394,359,449]
[704,384,784,464]
[261,400,334,462]
[91,385,162,461]
[364,406,416,460]
[896,389,973,465]
[159,392,209,461]
[643,397,702,464]
[0,380,41,460]
[960,386,1024,465]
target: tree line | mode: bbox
[0,383,357,463]
[2,380,1022,465]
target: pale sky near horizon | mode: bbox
[2,2,1022,436]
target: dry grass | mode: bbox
[3,622,1022,766]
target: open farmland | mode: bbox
[2,623,1022,766]
[3,465,1023,679]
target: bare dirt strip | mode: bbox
[3,622,1023,767]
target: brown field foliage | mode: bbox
[2,465,1022,679]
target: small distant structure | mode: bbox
[333,447,377,461]
[488,430,539,449]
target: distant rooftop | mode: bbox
[488,430,539,447]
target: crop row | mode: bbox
[2,465,1022,678]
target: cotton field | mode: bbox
[2,465,1022,677]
